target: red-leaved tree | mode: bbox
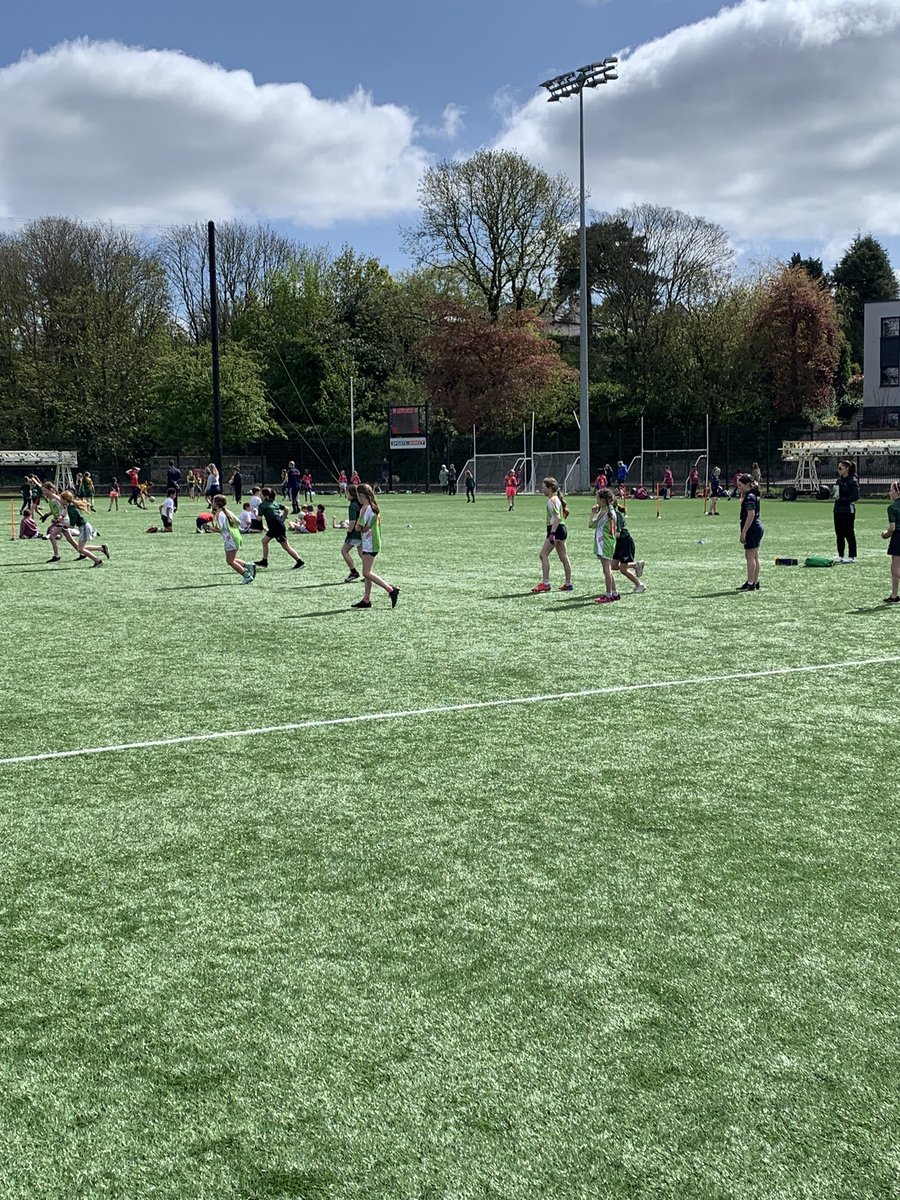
[752,266,840,418]
[419,302,576,431]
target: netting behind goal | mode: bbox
[458,454,527,492]
[531,452,581,495]
[639,452,708,495]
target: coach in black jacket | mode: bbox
[834,459,860,563]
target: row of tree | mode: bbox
[0,149,895,468]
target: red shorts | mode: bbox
[506,487,517,499]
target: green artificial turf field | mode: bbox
[0,492,898,1200]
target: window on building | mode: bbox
[880,320,900,388]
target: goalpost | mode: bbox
[635,415,710,498]
[458,415,581,493]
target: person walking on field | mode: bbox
[229,465,243,504]
[689,467,700,499]
[532,476,572,593]
[447,464,457,496]
[126,465,140,505]
[834,458,860,564]
[286,461,302,512]
[464,469,476,502]
[505,469,518,511]
[351,483,399,609]
[662,466,674,499]
[340,483,363,582]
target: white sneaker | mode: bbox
[633,583,646,594]
[634,560,645,578]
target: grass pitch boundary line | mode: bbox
[2,655,899,769]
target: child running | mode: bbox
[254,488,305,571]
[60,491,109,566]
[352,483,399,609]
[41,482,78,562]
[532,477,572,593]
[881,480,900,603]
[341,483,363,581]
[211,494,255,583]
[737,474,763,590]
[596,489,645,603]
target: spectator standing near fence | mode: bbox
[204,463,220,503]
[229,465,243,503]
[662,466,674,499]
[616,460,628,488]
[689,467,700,499]
[448,464,457,495]
[302,469,313,503]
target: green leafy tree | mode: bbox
[149,340,275,453]
[832,234,897,366]
[402,150,579,320]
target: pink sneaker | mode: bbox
[531,582,551,593]
[610,592,621,601]
[595,594,615,604]
[559,582,574,592]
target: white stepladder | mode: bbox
[0,450,79,493]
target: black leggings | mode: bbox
[834,511,857,559]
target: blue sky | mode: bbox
[2,0,899,274]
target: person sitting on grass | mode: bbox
[19,508,38,539]
[316,503,326,532]
[196,511,215,533]
[239,502,256,536]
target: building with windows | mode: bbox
[863,301,900,426]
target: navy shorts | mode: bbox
[744,523,764,550]
[265,521,288,544]
[613,533,636,563]
[888,533,900,557]
[547,523,568,542]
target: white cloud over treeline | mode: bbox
[0,39,427,227]
[499,0,900,246]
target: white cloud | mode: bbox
[0,39,429,228]
[440,103,465,139]
[496,0,900,247]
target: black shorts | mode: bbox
[162,516,172,530]
[345,533,362,545]
[888,533,900,557]
[744,523,764,550]
[613,532,635,563]
[547,523,568,542]
[265,522,288,544]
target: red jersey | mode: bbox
[127,469,139,487]
[304,512,317,533]
[505,473,518,491]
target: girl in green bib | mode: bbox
[211,494,255,584]
[352,484,398,609]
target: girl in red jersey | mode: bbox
[504,469,518,511]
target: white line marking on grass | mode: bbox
[2,655,898,769]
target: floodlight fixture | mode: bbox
[538,56,619,492]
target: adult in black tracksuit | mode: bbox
[834,459,860,563]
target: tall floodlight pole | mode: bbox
[207,221,223,476]
[541,58,618,492]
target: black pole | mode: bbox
[424,398,431,493]
[208,221,223,476]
